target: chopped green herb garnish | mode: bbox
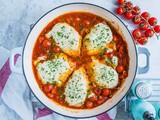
[99,86,104,89]
[111,41,114,44]
[51,43,56,47]
[60,94,63,98]
[42,47,47,50]
[52,81,56,86]
[76,57,80,60]
[85,38,89,42]
[87,89,91,95]
[89,82,93,86]
[80,27,84,30]
[91,68,94,72]
[99,51,103,56]
[49,36,53,40]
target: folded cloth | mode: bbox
[0,46,116,120]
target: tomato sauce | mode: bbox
[32,12,129,109]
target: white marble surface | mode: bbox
[0,0,160,119]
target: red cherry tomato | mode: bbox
[90,95,98,102]
[119,71,128,79]
[132,29,142,39]
[116,65,124,73]
[97,96,105,105]
[66,17,72,23]
[132,15,141,24]
[74,17,80,21]
[124,12,133,20]
[132,6,141,15]
[139,21,149,30]
[43,84,53,93]
[42,40,51,48]
[38,36,44,43]
[123,71,128,77]
[113,35,118,42]
[102,88,110,96]
[85,101,94,108]
[145,29,154,38]
[47,93,54,98]
[117,0,125,4]
[125,1,133,10]
[141,12,150,21]
[133,38,139,44]
[148,17,158,26]
[118,46,124,54]
[139,36,148,45]
[105,52,114,59]
[117,53,123,58]
[154,25,160,33]
[53,46,60,53]
[51,86,58,95]
[94,87,102,96]
[116,7,124,15]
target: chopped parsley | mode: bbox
[49,36,53,40]
[87,89,91,95]
[85,38,89,42]
[52,81,57,86]
[89,82,93,86]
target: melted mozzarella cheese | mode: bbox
[83,23,113,55]
[64,67,88,107]
[86,57,118,88]
[48,23,81,57]
[36,53,75,86]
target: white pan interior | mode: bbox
[23,3,137,118]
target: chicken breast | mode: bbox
[83,23,113,56]
[47,23,82,57]
[36,53,75,86]
[64,67,89,107]
[86,57,118,89]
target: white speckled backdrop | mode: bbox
[0,0,160,119]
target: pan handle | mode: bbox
[9,24,34,74]
[9,47,23,73]
[138,47,150,74]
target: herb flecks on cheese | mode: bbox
[83,23,113,55]
[86,57,118,88]
[49,23,81,57]
[36,53,75,86]
[64,67,88,107]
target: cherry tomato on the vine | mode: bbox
[124,11,133,20]
[132,29,142,39]
[154,25,160,33]
[139,21,149,30]
[138,36,148,45]
[132,15,141,24]
[117,0,126,5]
[116,7,124,15]
[141,12,150,21]
[125,1,133,10]
[148,17,158,26]
[132,6,141,15]
[145,29,154,38]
